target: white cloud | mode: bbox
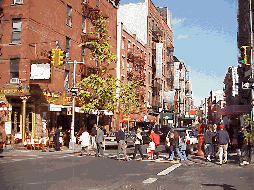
[177,35,188,39]
[172,18,186,25]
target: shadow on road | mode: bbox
[201,183,237,190]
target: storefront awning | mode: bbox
[218,105,252,115]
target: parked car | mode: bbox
[165,128,198,154]
[103,132,134,148]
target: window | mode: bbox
[64,70,69,92]
[10,58,19,78]
[96,0,99,7]
[11,19,21,43]
[66,5,72,27]
[121,59,125,69]
[82,16,86,33]
[66,37,71,54]
[122,39,125,49]
[13,0,23,4]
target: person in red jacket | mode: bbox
[149,129,160,159]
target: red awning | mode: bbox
[147,115,156,122]
[218,105,252,115]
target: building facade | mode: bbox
[0,0,119,144]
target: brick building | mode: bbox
[0,0,119,144]
[118,0,174,126]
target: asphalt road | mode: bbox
[1,145,254,190]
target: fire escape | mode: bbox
[127,49,146,113]
[80,1,109,77]
[0,5,3,57]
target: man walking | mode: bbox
[216,124,229,165]
[91,124,97,149]
[132,128,145,160]
[95,125,104,157]
[204,125,215,161]
[54,126,62,151]
[116,125,129,161]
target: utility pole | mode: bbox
[68,60,83,150]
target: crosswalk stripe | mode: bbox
[157,163,182,176]
[142,178,158,184]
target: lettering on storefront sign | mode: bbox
[0,88,25,94]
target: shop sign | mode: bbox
[0,88,25,94]
[5,121,12,135]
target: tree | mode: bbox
[243,114,254,144]
[77,11,140,128]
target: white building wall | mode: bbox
[117,2,148,44]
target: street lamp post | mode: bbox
[68,60,83,150]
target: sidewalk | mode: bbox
[187,152,254,167]
[1,145,82,157]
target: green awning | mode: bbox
[163,113,174,119]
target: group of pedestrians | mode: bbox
[204,123,253,166]
[166,131,188,162]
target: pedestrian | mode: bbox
[179,136,188,161]
[91,124,97,149]
[237,125,253,166]
[132,128,145,160]
[212,124,218,158]
[95,125,104,157]
[116,125,129,161]
[54,126,62,151]
[149,129,160,160]
[79,127,90,156]
[168,131,184,161]
[204,125,215,161]
[216,124,230,165]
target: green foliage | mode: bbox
[79,12,117,70]
[77,74,140,114]
[243,114,254,144]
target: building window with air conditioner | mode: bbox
[11,18,21,44]
[82,16,86,33]
[66,5,72,27]
[66,37,71,59]
[13,0,23,5]
[10,58,19,80]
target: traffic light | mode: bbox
[240,46,248,65]
[49,49,57,65]
[58,50,66,66]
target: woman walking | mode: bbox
[168,131,184,161]
[132,128,145,160]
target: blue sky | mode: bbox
[120,0,238,106]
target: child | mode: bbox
[179,136,187,161]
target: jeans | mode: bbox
[96,142,104,156]
[205,143,213,159]
[179,150,187,160]
[133,144,144,159]
[219,144,228,164]
[169,147,184,160]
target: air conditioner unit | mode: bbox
[66,52,70,58]
[10,78,19,84]
[83,0,88,3]
[14,0,23,4]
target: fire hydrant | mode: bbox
[196,123,204,157]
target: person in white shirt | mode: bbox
[132,128,145,160]
[79,127,90,156]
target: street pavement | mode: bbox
[1,144,254,189]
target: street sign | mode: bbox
[70,87,79,92]
[242,82,253,89]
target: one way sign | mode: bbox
[242,82,253,89]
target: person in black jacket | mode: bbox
[116,125,129,161]
[54,126,62,151]
[204,125,215,161]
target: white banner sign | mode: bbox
[5,121,12,135]
[164,90,175,103]
[155,43,163,78]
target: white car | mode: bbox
[165,128,198,154]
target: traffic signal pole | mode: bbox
[68,60,83,150]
